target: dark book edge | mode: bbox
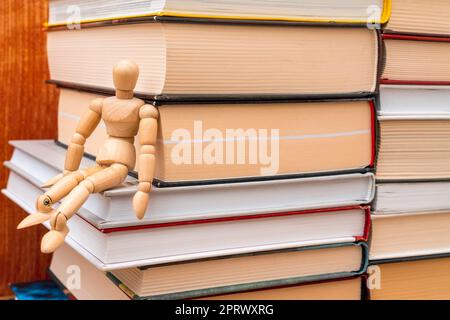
[48,79,377,104]
[377,178,450,184]
[382,30,450,41]
[106,241,367,300]
[46,14,385,32]
[54,140,374,188]
[84,205,368,234]
[136,241,367,270]
[370,251,450,265]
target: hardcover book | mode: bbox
[370,210,450,260]
[198,277,364,301]
[47,0,390,26]
[50,242,365,300]
[5,140,375,224]
[47,23,380,99]
[50,243,129,300]
[385,0,450,36]
[377,85,450,181]
[56,88,376,183]
[382,34,450,86]
[4,140,372,270]
[4,159,372,269]
[369,254,450,300]
[106,242,368,300]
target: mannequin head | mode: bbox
[113,60,139,99]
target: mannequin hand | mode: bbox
[133,190,149,220]
[41,170,72,188]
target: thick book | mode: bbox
[370,210,450,261]
[47,0,390,26]
[50,243,364,300]
[382,34,450,85]
[56,87,376,183]
[374,181,450,214]
[47,22,380,99]
[49,243,129,300]
[198,277,364,301]
[369,254,450,300]
[385,0,450,37]
[105,242,368,300]
[4,160,371,269]
[377,85,450,118]
[376,85,450,181]
[5,138,374,221]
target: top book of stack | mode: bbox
[46,0,385,100]
[48,0,391,26]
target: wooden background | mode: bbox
[0,1,59,296]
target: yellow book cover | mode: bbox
[47,0,391,27]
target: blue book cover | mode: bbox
[10,280,69,300]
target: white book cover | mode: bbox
[4,140,373,270]
[7,140,375,224]
[379,85,450,119]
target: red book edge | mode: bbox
[381,33,450,85]
[382,33,450,43]
[369,100,376,168]
[77,205,371,239]
[381,79,450,86]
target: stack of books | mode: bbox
[3,0,389,300]
[370,0,450,300]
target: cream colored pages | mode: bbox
[371,211,450,260]
[383,39,450,82]
[162,24,378,95]
[47,23,378,95]
[112,245,362,297]
[371,258,450,300]
[58,89,373,181]
[377,119,450,180]
[200,277,362,300]
[50,243,129,300]
[158,101,372,181]
[387,0,450,36]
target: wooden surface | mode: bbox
[0,1,59,295]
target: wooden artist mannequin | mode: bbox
[18,60,159,253]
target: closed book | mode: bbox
[5,140,375,224]
[369,254,450,300]
[377,85,450,181]
[49,243,129,300]
[47,0,390,26]
[382,34,450,86]
[47,22,380,99]
[370,210,450,261]
[374,181,450,214]
[4,155,371,269]
[198,277,364,301]
[105,242,368,300]
[385,0,450,37]
[56,87,376,184]
[50,243,365,300]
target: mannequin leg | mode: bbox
[18,165,103,229]
[40,163,129,253]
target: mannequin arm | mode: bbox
[42,98,103,188]
[132,104,159,219]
